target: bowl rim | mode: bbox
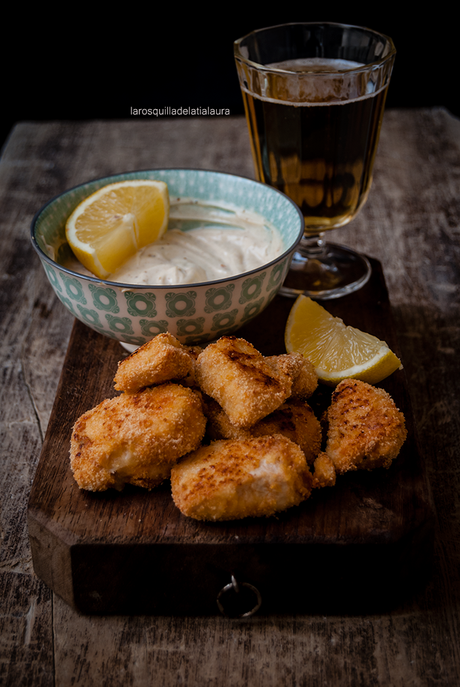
[30,167,304,290]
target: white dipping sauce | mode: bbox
[68,198,286,285]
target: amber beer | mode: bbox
[241,58,389,234]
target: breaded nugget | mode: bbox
[114,332,193,393]
[204,396,321,465]
[184,345,203,360]
[312,452,336,488]
[171,434,313,521]
[324,378,407,474]
[179,344,205,388]
[266,353,318,400]
[195,336,292,428]
[70,383,206,491]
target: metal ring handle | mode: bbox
[217,575,262,618]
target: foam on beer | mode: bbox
[249,58,384,104]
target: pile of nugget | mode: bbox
[69,333,407,521]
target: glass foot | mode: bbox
[279,242,371,300]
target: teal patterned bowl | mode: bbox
[31,169,304,348]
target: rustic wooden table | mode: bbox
[1,110,459,686]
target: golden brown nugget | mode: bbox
[195,336,292,428]
[114,332,193,393]
[266,353,318,400]
[312,452,336,488]
[179,344,205,388]
[70,383,206,491]
[185,345,203,360]
[324,378,407,474]
[171,434,313,521]
[204,397,321,465]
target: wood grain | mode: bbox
[1,110,460,685]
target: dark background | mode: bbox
[1,9,457,153]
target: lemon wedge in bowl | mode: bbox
[285,295,402,386]
[65,179,169,279]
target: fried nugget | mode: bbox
[204,396,321,465]
[312,452,336,488]
[266,353,318,400]
[179,344,205,388]
[171,434,313,521]
[114,332,193,393]
[70,383,206,491]
[324,378,407,474]
[195,337,292,428]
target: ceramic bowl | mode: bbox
[31,169,304,349]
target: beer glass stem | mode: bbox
[300,233,327,259]
[280,233,372,300]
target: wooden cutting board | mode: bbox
[28,258,435,617]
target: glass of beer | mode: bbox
[234,23,396,299]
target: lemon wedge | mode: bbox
[285,295,402,386]
[65,179,169,279]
